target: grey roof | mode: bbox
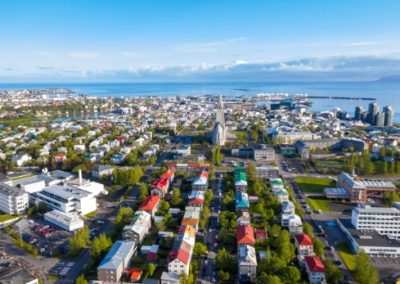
[98,241,136,270]
[340,218,400,248]
[0,183,26,197]
[42,185,92,200]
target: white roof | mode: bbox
[238,244,257,265]
[44,210,84,226]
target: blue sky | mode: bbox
[1,0,400,82]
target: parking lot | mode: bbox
[19,218,73,257]
[371,257,400,282]
[48,260,76,278]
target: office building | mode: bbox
[351,204,400,240]
[32,185,97,215]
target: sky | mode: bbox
[0,0,400,82]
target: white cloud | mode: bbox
[68,52,102,59]
[342,42,383,47]
[176,37,247,53]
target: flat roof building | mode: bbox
[44,210,84,231]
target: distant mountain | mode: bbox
[377,75,400,82]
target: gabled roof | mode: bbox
[295,233,313,246]
[304,255,325,273]
[139,195,160,211]
[237,224,255,245]
[255,229,267,240]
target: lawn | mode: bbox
[306,197,332,212]
[336,242,356,271]
[0,214,17,223]
[84,211,97,218]
[295,177,336,193]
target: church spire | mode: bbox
[217,92,224,109]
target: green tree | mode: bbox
[76,274,88,284]
[171,188,183,207]
[193,242,207,259]
[324,260,344,284]
[281,266,301,284]
[115,207,133,229]
[303,222,314,237]
[91,233,112,259]
[276,230,295,263]
[138,183,148,202]
[257,273,282,284]
[312,237,325,258]
[216,248,233,272]
[68,226,90,256]
[146,263,155,277]
[217,270,230,283]
[353,251,378,284]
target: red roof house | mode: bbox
[139,195,160,218]
[255,229,267,240]
[130,268,142,282]
[237,224,255,245]
[294,233,314,256]
[304,255,325,273]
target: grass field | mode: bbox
[306,197,332,212]
[336,242,356,271]
[84,211,97,218]
[0,215,17,223]
[295,176,336,193]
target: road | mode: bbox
[197,175,223,284]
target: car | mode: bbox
[333,260,342,266]
[204,259,208,265]
[96,220,105,225]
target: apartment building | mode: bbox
[97,241,136,283]
[123,210,151,244]
[0,183,29,215]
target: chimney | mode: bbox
[79,169,83,185]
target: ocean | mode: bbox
[1,81,400,122]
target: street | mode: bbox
[197,175,223,284]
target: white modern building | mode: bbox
[32,185,97,215]
[44,210,84,231]
[352,204,400,240]
[0,184,29,215]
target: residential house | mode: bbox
[294,233,314,256]
[139,195,160,219]
[123,211,152,244]
[304,255,326,284]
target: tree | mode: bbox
[171,188,183,207]
[159,200,170,213]
[257,273,282,284]
[217,270,230,283]
[353,250,378,284]
[115,207,133,229]
[281,266,301,284]
[275,230,295,263]
[91,234,112,259]
[139,183,148,203]
[303,222,314,237]
[216,248,233,272]
[76,274,88,284]
[312,237,325,258]
[146,263,155,277]
[68,226,90,256]
[193,242,207,259]
[324,260,344,284]
[383,191,400,206]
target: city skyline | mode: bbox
[1,1,400,82]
